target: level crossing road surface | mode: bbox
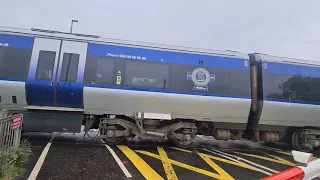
[17,131,320,180]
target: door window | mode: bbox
[35,50,56,80]
[60,53,79,82]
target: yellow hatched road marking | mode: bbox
[197,153,234,180]
[135,150,231,180]
[157,147,178,180]
[117,145,164,180]
[168,147,193,153]
[236,152,295,166]
[261,146,292,156]
[197,152,258,172]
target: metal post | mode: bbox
[70,20,78,33]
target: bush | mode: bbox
[0,140,32,180]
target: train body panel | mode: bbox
[250,53,320,128]
[83,86,251,123]
[0,80,27,110]
[259,101,320,127]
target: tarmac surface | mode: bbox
[17,131,320,180]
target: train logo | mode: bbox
[187,68,215,91]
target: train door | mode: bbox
[55,41,87,108]
[26,38,87,108]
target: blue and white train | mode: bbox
[0,26,319,151]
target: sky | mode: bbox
[1,0,320,61]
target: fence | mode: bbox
[0,111,23,174]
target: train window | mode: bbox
[125,60,169,89]
[262,72,292,99]
[84,56,115,85]
[0,47,32,80]
[60,53,79,82]
[310,78,320,102]
[35,50,56,81]
[230,69,251,97]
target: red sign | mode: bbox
[12,114,22,130]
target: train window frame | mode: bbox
[124,60,170,89]
[0,46,32,80]
[83,55,115,85]
[35,50,56,81]
[59,53,80,83]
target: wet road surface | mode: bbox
[17,132,320,180]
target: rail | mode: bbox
[0,111,23,174]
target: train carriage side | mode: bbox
[83,42,253,143]
[0,33,33,111]
[249,53,320,152]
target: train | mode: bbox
[0,26,319,152]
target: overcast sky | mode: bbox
[1,0,320,60]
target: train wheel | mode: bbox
[292,129,313,152]
[171,138,194,149]
[100,125,125,145]
[101,136,125,145]
[171,128,195,149]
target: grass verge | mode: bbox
[0,140,32,180]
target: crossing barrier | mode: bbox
[261,150,320,180]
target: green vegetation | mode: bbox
[0,140,32,180]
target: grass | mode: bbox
[0,140,32,180]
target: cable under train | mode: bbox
[0,26,319,152]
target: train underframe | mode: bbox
[2,108,319,151]
[84,113,320,151]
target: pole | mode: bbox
[70,20,78,33]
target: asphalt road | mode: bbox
[16,132,320,180]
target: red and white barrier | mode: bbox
[261,150,320,180]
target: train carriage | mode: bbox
[0,26,320,151]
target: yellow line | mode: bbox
[197,135,207,139]
[135,150,225,179]
[117,145,164,180]
[157,147,178,180]
[197,153,234,180]
[262,146,292,156]
[236,152,295,166]
[168,146,193,153]
[197,152,257,171]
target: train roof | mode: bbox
[0,26,249,59]
[252,53,320,67]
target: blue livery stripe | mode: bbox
[263,61,320,78]
[88,43,249,70]
[84,84,251,99]
[0,33,33,49]
[0,78,26,82]
[265,98,320,105]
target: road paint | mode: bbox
[27,134,55,180]
[117,145,164,180]
[236,152,295,166]
[157,147,178,180]
[168,146,193,153]
[136,150,229,180]
[197,135,207,140]
[200,149,274,175]
[261,146,293,156]
[104,144,132,178]
[197,153,234,180]
[200,146,279,174]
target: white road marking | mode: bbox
[202,148,274,175]
[28,134,55,180]
[102,140,132,178]
[203,147,279,174]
